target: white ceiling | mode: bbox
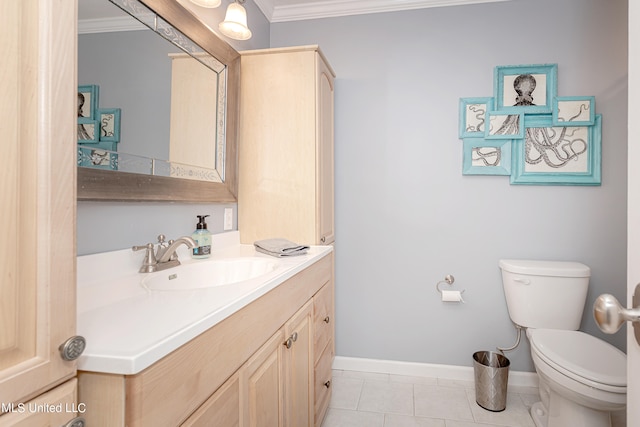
[79,0,510,24]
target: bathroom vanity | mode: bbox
[76,232,334,426]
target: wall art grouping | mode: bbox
[458,64,601,186]
[77,84,121,170]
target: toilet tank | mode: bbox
[499,259,590,330]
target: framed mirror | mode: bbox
[77,0,239,202]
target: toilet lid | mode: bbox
[529,329,626,387]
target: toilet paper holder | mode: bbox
[436,275,466,297]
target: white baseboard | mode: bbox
[332,356,539,389]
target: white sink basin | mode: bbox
[141,257,279,291]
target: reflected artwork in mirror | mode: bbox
[77,0,239,202]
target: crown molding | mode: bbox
[78,16,147,34]
[254,0,510,23]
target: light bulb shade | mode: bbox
[219,2,252,40]
[189,0,222,8]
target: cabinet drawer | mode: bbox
[314,340,334,427]
[313,280,333,364]
[0,378,78,427]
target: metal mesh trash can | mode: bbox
[472,351,510,412]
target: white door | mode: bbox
[628,2,639,425]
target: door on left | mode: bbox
[0,0,81,425]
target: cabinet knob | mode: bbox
[63,417,86,427]
[324,380,331,388]
[284,332,299,349]
[59,336,86,361]
[320,237,326,243]
[323,316,330,324]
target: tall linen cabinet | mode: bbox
[238,45,336,426]
[238,45,335,246]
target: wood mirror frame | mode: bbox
[77,0,239,202]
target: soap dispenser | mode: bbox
[191,215,212,259]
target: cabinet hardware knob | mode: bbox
[63,417,86,427]
[320,236,326,243]
[284,332,299,349]
[323,316,330,323]
[324,380,331,388]
[59,336,86,361]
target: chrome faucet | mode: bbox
[132,235,197,273]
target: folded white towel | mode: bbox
[254,238,309,257]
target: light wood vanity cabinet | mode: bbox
[79,253,334,427]
[0,1,80,425]
[238,45,336,246]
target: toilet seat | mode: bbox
[528,329,626,393]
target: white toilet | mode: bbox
[499,259,626,427]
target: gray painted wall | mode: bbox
[271,0,628,371]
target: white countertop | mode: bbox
[76,231,332,375]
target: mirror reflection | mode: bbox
[78,0,227,183]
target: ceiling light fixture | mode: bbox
[189,0,222,8]
[219,0,252,41]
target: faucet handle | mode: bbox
[132,243,158,273]
[166,239,180,261]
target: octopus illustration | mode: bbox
[496,74,587,168]
[472,147,501,167]
[78,92,92,140]
[525,126,587,168]
[466,104,488,133]
[492,74,537,136]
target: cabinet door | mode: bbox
[283,300,314,427]
[240,330,285,427]
[183,373,240,427]
[0,0,77,408]
[316,54,335,245]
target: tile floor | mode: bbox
[321,369,626,427]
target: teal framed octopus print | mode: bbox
[494,64,557,115]
[510,114,602,185]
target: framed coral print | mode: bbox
[78,85,99,120]
[459,97,494,138]
[462,138,511,175]
[485,112,524,139]
[510,114,601,185]
[494,64,557,114]
[98,108,121,142]
[552,96,595,126]
[77,118,99,143]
